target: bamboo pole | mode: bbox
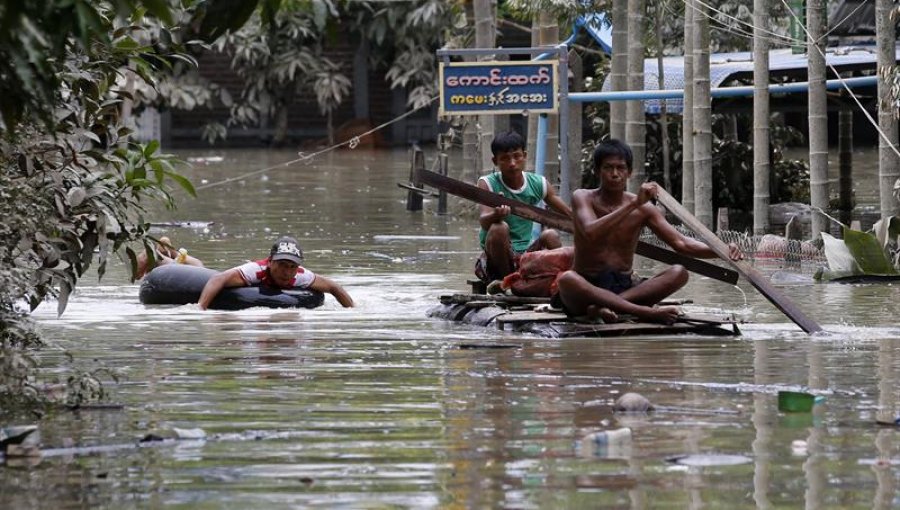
[877,0,900,219]
[807,0,829,238]
[610,0,628,140]
[692,0,713,228]
[752,0,771,235]
[625,0,646,192]
[682,0,695,214]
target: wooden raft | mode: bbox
[428,293,741,339]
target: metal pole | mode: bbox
[559,45,571,202]
[568,76,878,102]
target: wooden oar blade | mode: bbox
[635,242,738,285]
[655,187,822,334]
[415,168,739,285]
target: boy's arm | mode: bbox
[309,275,355,307]
[198,268,246,310]
[477,178,510,230]
[543,184,572,218]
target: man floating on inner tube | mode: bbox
[136,236,204,279]
[197,236,355,310]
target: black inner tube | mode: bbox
[139,264,324,310]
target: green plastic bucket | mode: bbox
[778,391,818,412]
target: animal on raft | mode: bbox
[139,264,324,310]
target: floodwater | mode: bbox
[3,147,900,509]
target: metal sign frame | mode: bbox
[436,46,572,200]
[438,60,559,116]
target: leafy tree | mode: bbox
[348,0,463,109]
[0,0,250,410]
[214,3,333,145]
[208,0,461,145]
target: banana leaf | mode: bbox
[872,216,900,249]
[819,232,860,276]
[817,228,899,281]
[843,226,899,275]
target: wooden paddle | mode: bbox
[415,168,739,285]
[654,187,822,334]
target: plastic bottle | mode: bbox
[585,427,632,445]
[175,248,188,264]
[578,427,633,458]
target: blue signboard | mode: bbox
[439,61,558,116]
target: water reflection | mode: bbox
[2,147,899,508]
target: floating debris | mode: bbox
[187,156,224,164]
[578,428,632,459]
[667,454,752,467]
[149,221,215,229]
[614,393,654,413]
[372,235,460,242]
[778,391,824,412]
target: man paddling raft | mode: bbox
[476,131,572,287]
[555,139,743,325]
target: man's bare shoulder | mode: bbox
[572,188,598,202]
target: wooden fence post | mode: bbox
[716,207,729,233]
[406,144,424,211]
[438,152,448,215]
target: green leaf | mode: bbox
[842,226,899,275]
[166,172,197,197]
[113,36,142,51]
[126,246,139,282]
[133,163,147,180]
[194,0,262,42]
[140,0,175,25]
[143,140,160,157]
[149,160,165,183]
[57,279,71,317]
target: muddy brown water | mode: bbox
[3,148,899,508]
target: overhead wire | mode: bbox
[687,0,803,46]
[195,95,440,191]
[774,0,900,159]
[197,1,896,193]
[677,0,898,159]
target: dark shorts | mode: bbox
[582,270,646,295]
[550,270,646,313]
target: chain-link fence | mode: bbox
[639,227,828,275]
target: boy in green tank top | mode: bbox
[475,131,572,284]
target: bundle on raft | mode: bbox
[139,264,324,310]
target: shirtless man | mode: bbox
[197,235,354,310]
[555,139,742,324]
[476,130,572,284]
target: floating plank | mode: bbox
[531,321,739,338]
[440,293,551,305]
[495,311,568,324]
[373,234,459,242]
[416,168,739,285]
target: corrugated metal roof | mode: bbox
[601,44,898,114]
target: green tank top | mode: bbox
[478,172,548,253]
